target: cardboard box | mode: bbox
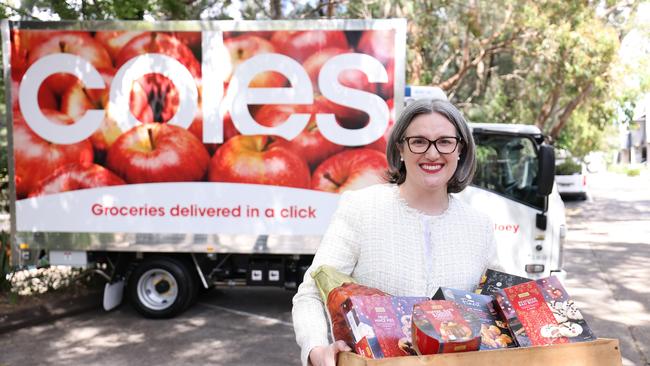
[337,338,622,366]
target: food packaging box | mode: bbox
[411,300,481,355]
[475,268,532,296]
[432,287,515,349]
[337,338,622,366]
[494,276,596,347]
[341,295,428,358]
[328,283,387,347]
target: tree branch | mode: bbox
[549,82,594,139]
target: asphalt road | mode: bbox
[561,171,650,366]
[1,171,648,366]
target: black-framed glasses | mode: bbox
[401,136,461,154]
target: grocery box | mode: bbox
[341,295,427,358]
[337,338,622,366]
[475,268,532,296]
[411,300,481,355]
[494,276,596,347]
[432,287,516,349]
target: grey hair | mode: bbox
[386,98,476,193]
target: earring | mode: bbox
[457,157,461,161]
[400,156,404,161]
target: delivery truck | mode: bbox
[1,19,564,318]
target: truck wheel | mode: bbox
[128,257,197,318]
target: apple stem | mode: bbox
[58,41,65,53]
[323,173,342,188]
[147,127,155,150]
[262,136,273,151]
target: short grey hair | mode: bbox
[386,98,476,193]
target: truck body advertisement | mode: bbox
[3,20,405,237]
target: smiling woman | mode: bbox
[291,98,499,366]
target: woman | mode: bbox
[292,99,499,366]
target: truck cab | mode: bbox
[459,123,566,279]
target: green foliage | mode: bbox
[556,159,582,175]
[626,168,641,177]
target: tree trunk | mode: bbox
[549,82,593,140]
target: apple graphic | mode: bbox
[94,31,144,61]
[224,35,287,88]
[106,123,210,184]
[188,110,239,156]
[171,31,202,59]
[254,100,345,169]
[10,29,86,81]
[302,47,375,95]
[11,78,57,112]
[208,135,310,188]
[115,32,201,81]
[29,163,125,197]
[60,68,122,155]
[356,29,395,64]
[311,148,388,193]
[26,32,113,96]
[270,30,349,63]
[129,73,181,123]
[13,109,94,199]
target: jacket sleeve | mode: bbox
[291,190,362,366]
[485,217,504,272]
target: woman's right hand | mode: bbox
[308,340,352,366]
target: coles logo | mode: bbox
[10,29,397,199]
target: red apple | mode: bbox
[115,32,201,81]
[13,109,94,199]
[254,100,345,169]
[302,47,375,95]
[356,29,395,64]
[171,31,202,58]
[188,110,239,155]
[224,35,287,88]
[11,29,86,81]
[11,79,58,112]
[311,149,388,193]
[94,31,144,61]
[208,135,310,188]
[270,30,349,63]
[129,73,181,123]
[106,123,210,184]
[60,68,122,155]
[29,163,125,197]
[26,32,113,95]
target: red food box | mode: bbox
[411,300,481,355]
[433,287,516,350]
[342,295,428,358]
[494,276,596,347]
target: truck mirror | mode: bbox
[537,144,555,196]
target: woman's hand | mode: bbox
[308,340,352,366]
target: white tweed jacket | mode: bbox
[291,183,498,365]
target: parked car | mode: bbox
[555,158,588,200]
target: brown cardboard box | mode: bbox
[337,338,622,366]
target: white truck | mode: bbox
[2,19,564,318]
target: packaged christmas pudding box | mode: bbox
[411,300,481,355]
[494,276,596,347]
[432,287,516,350]
[341,295,428,358]
[475,268,532,296]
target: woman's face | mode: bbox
[399,112,461,194]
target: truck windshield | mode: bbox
[472,134,544,210]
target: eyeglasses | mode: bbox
[401,136,461,154]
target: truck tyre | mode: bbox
[128,257,197,318]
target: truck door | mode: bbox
[456,133,554,278]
